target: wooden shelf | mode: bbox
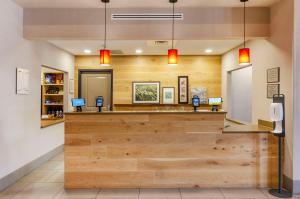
[42,84,64,86]
[44,94,64,96]
[44,104,63,106]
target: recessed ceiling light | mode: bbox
[205,49,213,54]
[135,49,143,54]
[84,49,92,54]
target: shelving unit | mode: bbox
[41,72,65,120]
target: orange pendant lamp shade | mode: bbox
[100,49,110,66]
[168,49,178,65]
[239,48,250,66]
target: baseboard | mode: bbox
[0,145,63,192]
[283,174,293,193]
[294,180,300,195]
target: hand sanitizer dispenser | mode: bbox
[270,103,284,134]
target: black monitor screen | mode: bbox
[72,98,85,107]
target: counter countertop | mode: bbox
[65,110,227,115]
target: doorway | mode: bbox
[78,70,113,111]
[228,66,252,123]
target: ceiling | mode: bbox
[14,0,280,8]
[49,40,244,56]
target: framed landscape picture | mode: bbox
[162,87,175,104]
[132,82,160,104]
[178,76,189,104]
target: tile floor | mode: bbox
[0,152,299,199]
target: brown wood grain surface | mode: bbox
[64,112,278,189]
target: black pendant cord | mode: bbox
[104,2,107,50]
[243,1,246,48]
[172,2,175,49]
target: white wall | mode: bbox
[0,0,74,179]
[222,0,293,180]
[293,0,300,193]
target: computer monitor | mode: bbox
[96,96,104,112]
[208,98,222,106]
[208,98,222,111]
[71,98,85,112]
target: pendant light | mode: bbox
[100,0,110,66]
[168,0,178,66]
[239,0,251,66]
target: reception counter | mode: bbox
[64,111,278,189]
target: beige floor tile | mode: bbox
[51,153,64,161]
[139,189,181,199]
[37,160,64,171]
[0,181,29,199]
[47,171,64,183]
[19,170,57,183]
[180,188,224,199]
[11,182,63,199]
[54,188,99,199]
[221,188,268,199]
[96,189,139,199]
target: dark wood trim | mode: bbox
[178,76,189,104]
[78,69,113,111]
[132,81,160,104]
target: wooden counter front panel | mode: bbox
[64,113,278,188]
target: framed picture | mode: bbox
[267,67,280,83]
[132,82,160,104]
[267,84,280,99]
[16,68,30,95]
[162,87,175,104]
[191,88,208,104]
[178,76,189,104]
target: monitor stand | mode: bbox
[76,106,82,112]
[211,105,219,112]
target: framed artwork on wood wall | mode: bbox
[178,76,189,104]
[162,87,175,104]
[132,82,160,104]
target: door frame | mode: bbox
[78,69,113,110]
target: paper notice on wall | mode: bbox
[16,68,30,95]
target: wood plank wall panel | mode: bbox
[64,113,278,189]
[75,55,221,110]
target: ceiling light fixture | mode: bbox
[100,0,110,66]
[168,0,178,66]
[135,49,143,54]
[205,49,213,54]
[239,0,251,66]
[84,49,92,54]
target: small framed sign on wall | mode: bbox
[267,67,280,83]
[16,68,30,95]
[267,84,280,99]
[178,76,189,104]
